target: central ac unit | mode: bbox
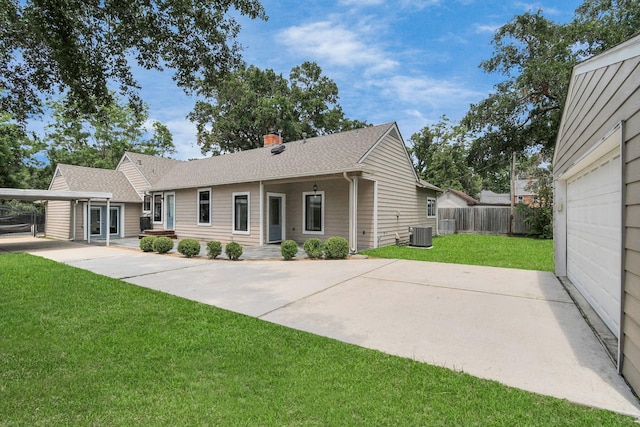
[409,226,432,247]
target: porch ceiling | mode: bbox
[0,188,112,201]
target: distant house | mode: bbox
[478,190,511,206]
[477,180,539,207]
[46,122,442,251]
[553,34,640,394]
[438,189,478,208]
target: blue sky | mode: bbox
[129,0,582,160]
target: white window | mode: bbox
[197,188,211,225]
[232,192,250,234]
[303,191,324,235]
[427,197,436,218]
[153,193,163,223]
[143,194,151,212]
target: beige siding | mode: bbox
[357,178,375,250]
[173,183,261,246]
[624,112,640,393]
[117,156,150,195]
[361,133,438,247]
[45,172,72,240]
[123,203,141,237]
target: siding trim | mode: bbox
[620,120,628,372]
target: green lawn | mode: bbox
[362,234,554,271]
[1,253,633,426]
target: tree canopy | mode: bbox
[44,95,175,171]
[0,0,266,123]
[190,62,369,155]
[462,1,640,178]
[0,112,41,188]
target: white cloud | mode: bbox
[145,117,203,160]
[475,24,500,34]
[277,21,398,74]
[514,2,562,15]
[376,75,484,108]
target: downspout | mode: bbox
[259,181,264,246]
[87,199,91,244]
[343,172,357,253]
[106,198,110,247]
[72,200,78,241]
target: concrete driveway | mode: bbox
[3,237,639,416]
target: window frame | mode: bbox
[153,193,163,224]
[143,194,151,212]
[302,191,325,235]
[427,197,437,218]
[197,188,212,226]
[232,192,250,235]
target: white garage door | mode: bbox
[566,147,621,337]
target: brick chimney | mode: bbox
[263,133,282,146]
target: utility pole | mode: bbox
[509,152,516,235]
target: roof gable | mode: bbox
[118,152,183,186]
[54,164,141,203]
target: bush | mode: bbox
[303,238,324,259]
[324,236,349,259]
[177,239,201,258]
[140,236,157,252]
[225,241,243,261]
[207,241,222,259]
[281,240,298,260]
[153,236,174,254]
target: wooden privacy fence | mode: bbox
[438,207,531,235]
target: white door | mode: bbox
[566,148,621,337]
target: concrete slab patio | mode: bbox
[2,237,639,417]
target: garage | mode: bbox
[565,147,621,337]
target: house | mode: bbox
[553,33,640,394]
[437,189,478,208]
[478,190,511,206]
[46,122,442,251]
[514,179,538,206]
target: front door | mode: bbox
[165,193,175,230]
[268,193,285,243]
[88,205,121,239]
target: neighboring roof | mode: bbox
[121,152,184,186]
[479,190,511,205]
[417,179,444,192]
[444,189,478,205]
[0,188,112,201]
[151,123,420,191]
[55,164,141,203]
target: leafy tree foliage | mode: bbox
[0,112,42,188]
[0,0,266,123]
[409,117,481,198]
[190,62,369,155]
[44,95,175,170]
[463,1,640,178]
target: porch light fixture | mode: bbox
[313,183,318,194]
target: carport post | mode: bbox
[87,199,91,244]
[106,198,110,246]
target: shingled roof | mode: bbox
[55,164,141,203]
[151,123,399,191]
[122,152,184,186]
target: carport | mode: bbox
[0,188,113,245]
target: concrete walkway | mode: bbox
[2,237,639,417]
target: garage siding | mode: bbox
[45,172,72,240]
[554,35,640,395]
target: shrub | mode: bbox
[324,236,349,259]
[281,240,298,260]
[153,236,174,254]
[140,236,157,252]
[303,238,324,259]
[225,241,243,261]
[177,239,201,258]
[207,240,222,259]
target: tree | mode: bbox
[0,112,42,188]
[44,95,175,171]
[190,62,369,155]
[409,117,481,198]
[462,2,640,178]
[0,0,266,123]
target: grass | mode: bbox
[1,254,634,426]
[362,234,554,272]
